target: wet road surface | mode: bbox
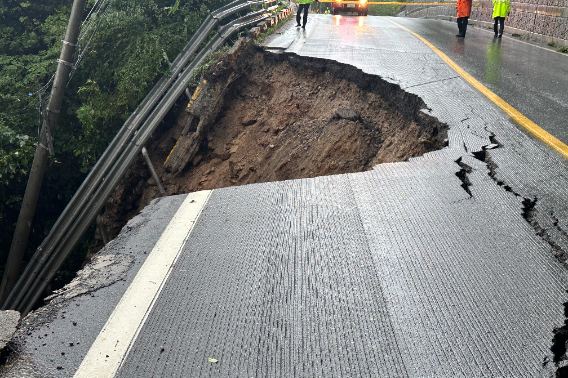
[393,17,568,145]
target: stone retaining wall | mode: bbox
[398,1,568,46]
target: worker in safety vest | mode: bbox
[492,0,510,38]
[455,0,473,37]
[296,0,317,29]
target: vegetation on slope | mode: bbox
[0,0,229,284]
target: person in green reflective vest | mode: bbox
[296,0,317,29]
[492,0,511,38]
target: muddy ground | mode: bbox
[93,41,449,252]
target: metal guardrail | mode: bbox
[2,0,278,315]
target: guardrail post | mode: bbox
[142,147,166,196]
[96,214,109,246]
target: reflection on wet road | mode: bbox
[450,38,465,56]
[333,14,371,38]
[484,39,502,86]
[392,17,568,145]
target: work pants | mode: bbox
[494,17,505,36]
[457,17,469,36]
[297,4,310,27]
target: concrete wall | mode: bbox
[398,1,568,46]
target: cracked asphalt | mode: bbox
[3,15,568,377]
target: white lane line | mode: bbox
[74,190,212,378]
[293,29,308,53]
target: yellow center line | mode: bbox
[385,18,568,160]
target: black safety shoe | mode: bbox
[296,24,301,27]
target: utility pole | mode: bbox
[0,0,87,305]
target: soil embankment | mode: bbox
[97,41,449,247]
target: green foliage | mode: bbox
[0,125,34,181]
[167,0,181,15]
[368,2,406,16]
[69,0,216,171]
[0,6,66,186]
[188,45,230,88]
[0,0,232,277]
[0,0,72,55]
[558,46,568,54]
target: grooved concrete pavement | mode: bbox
[117,178,408,377]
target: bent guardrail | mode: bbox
[3,0,282,315]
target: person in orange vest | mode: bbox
[455,0,473,37]
[492,0,511,37]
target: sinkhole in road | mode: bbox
[100,44,450,242]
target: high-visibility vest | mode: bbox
[492,0,510,18]
[456,0,472,18]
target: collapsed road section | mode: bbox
[101,40,448,240]
[164,43,448,179]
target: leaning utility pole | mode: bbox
[0,0,87,305]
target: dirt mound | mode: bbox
[99,41,449,243]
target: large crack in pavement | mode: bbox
[518,195,568,262]
[474,147,568,265]
[454,157,473,197]
[460,136,568,375]
[467,138,568,263]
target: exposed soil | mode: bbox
[96,41,449,246]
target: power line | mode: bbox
[79,0,105,38]
[26,0,117,98]
[70,0,119,82]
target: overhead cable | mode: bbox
[70,0,118,82]
[29,0,115,97]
